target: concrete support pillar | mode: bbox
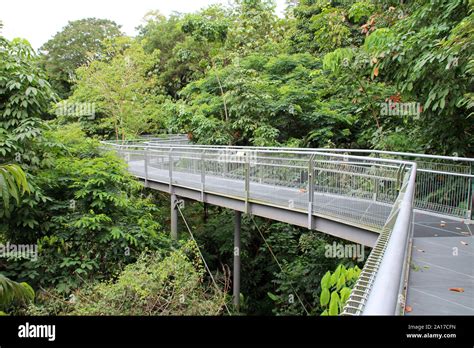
[171,194,178,241]
[233,210,241,310]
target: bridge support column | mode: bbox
[171,194,178,241]
[233,210,241,311]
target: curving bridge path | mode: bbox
[103,136,473,315]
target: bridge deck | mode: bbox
[407,213,474,315]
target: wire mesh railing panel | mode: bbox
[311,149,473,219]
[247,152,310,211]
[414,170,471,217]
[201,150,247,198]
[310,155,405,229]
[116,148,146,178]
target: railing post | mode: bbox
[144,146,149,185]
[307,154,315,229]
[233,210,241,311]
[373,176,379,202]
[469,162,473,221]
[168,148,173,193]
[201,150,206,202]
[171,194,178,241]
[245,153,250,214]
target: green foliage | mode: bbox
[39,18,122,98]
[323,47,355,74]
[64,37,165,139]
[0,36,57,226]
[0,164,30,213]
[362,0,473,154]
[348,1,376,24]
[169,52,355,147]
[0,37,56,161]
[2,125,170,293]
[29,241,228,315]
[268,233,363,315]
[0,273,35,312]
[319,264,361,316]
[225,0,284,55]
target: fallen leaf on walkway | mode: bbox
[449,288,464,293]
[405,305,412,313]
[460,241,468,246]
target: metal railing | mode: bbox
[101,136,471,315]
[310,149,473,220]
[102,141,413,232]
[128,141,473,220]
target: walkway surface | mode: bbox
[406,213,474,315]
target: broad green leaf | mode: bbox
[321,271,331,289]
[340,287,352,304]
[336,274,346,291]
[320,288,330,307]
[267,292,279,301]
[329,291,340,316]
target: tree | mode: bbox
[168,52,355,147]
[139,6,230,98]
[39,18,122,98]
[363,0,474,155]
[0,37,56,224]
[64,37,165,140]
[225,0,284,55]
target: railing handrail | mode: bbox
[362,163,417,315]
[101,142,416,167]
[108,139,474,163]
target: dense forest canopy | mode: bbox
[0,0,472,316]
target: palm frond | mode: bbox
[0,164,30,211]
[0,273,35,309]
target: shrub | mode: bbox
[30,241,229,316]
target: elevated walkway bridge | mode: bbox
[102,135,473,315]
